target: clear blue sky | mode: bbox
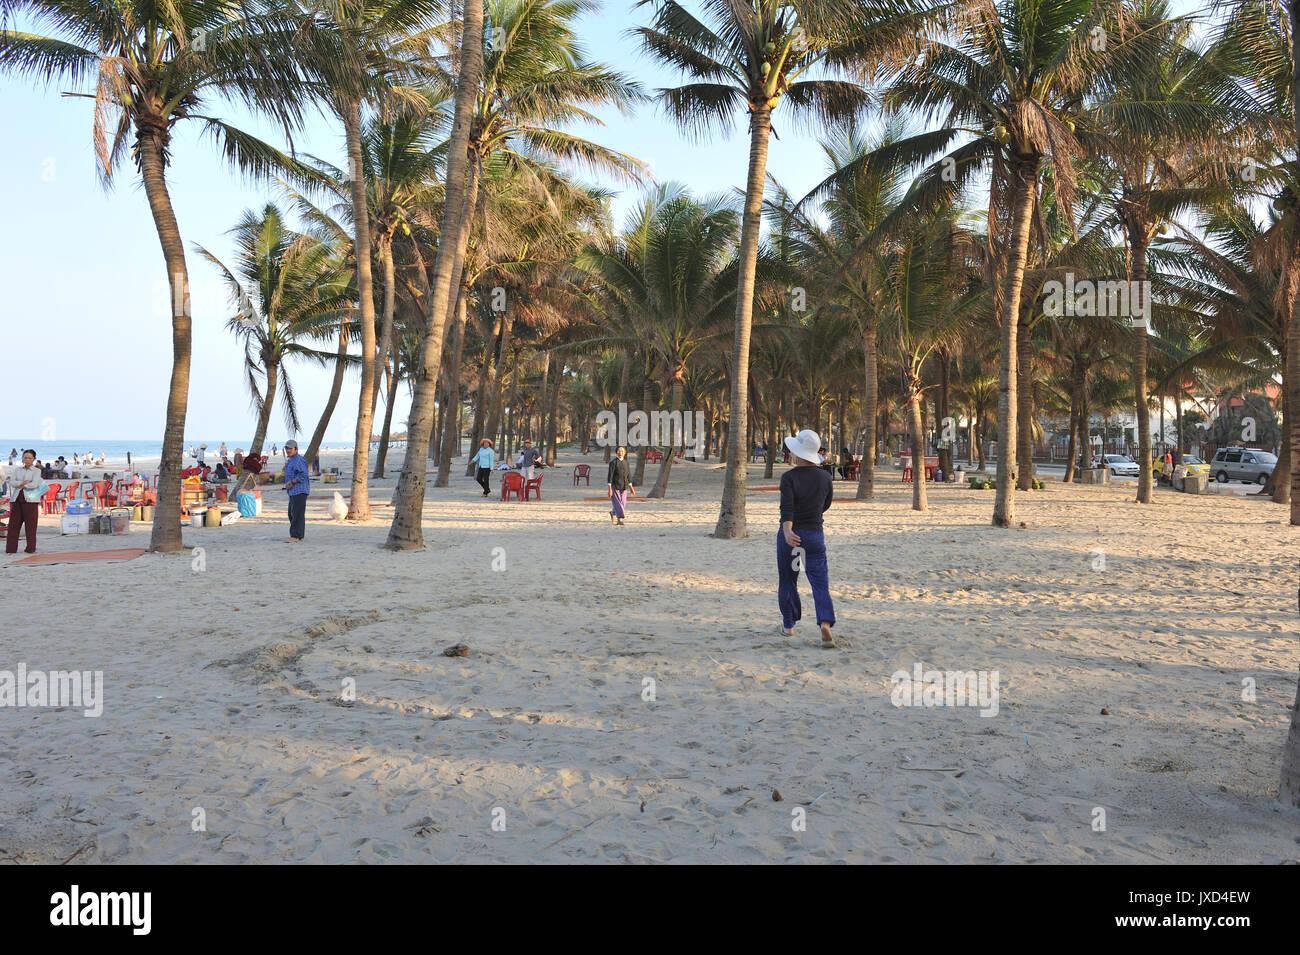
[0,0,1205,445]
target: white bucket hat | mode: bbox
[784,429,824,465]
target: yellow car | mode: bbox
[1154,454,1209,488]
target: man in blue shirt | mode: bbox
[283,440,310,542]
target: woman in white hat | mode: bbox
[778,429,836,647]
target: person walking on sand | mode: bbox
[778,429,836,648]
[5,450,47,555]
[516,438,541,480]
[607,446,635,525]
[472,438,496,497]
[282,440,310,542]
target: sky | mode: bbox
[0,0,1206,446]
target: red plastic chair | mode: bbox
[43,483,63,514]
[525,472,543,501]
[573,464,590,486]
[59,481,80,509]
[501,472,526,502]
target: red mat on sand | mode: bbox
[14,548,147,566]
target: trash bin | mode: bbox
[109,508,131,536]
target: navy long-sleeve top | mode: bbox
[779,465,833,529]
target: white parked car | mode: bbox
[1096,453,1140,477]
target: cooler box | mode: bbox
[61,514,90,535]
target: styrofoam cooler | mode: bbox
[61,514,90,535]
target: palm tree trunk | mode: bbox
[372,353,401,477]
[1129,228,1154,503]
[1064,366,1080,484]
[713,104,772,538]
[140,132,191,554]
[992,159,1037,527]
[1278,255,1300,506]
[344,97,378,521]
[1079,367,1092,475]
[372,235,396,410]
[546,358,561,465]
[384,0,485,548]
[250,358,278,459]
[649,378,682,498]
[306,322,349,466]
[437,285,470,487]
[633,372,652,487]
[482,311,515,460]
[1280,0,1300,805]
[907,379,927,512]
[937,350,952,479]
[466,310,503,475]
[856,321,878,500]
[1016,314,1034,490]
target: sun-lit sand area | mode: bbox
[2,450,1296,864]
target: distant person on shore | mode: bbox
[271,442,279,457]
[197,445,207,466]
[607,446,635,526]
[7,449,16,466]
[472,439,495,497]
[219,442,228,460]
[5,450,47,555]
[233,449,245,469]
[283,440,309,542]
[778,429,836,648]
[516,438,540,480]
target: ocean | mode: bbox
[0,439,315,466]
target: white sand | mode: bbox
[2,449,1297,863]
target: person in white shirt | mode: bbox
[5,450,48,554]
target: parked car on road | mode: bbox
[1095,454,1140,477]
[1211,447,1277,485]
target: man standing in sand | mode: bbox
[517,438,541,480]
[778,430,836,648]
[283,440,310,542]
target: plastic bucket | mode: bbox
[65,499,92,516]
[109,509,131,536]
[253,491,263,516]
[132,505,144,521]
[138,505,154,522]
[190,507,207,527]
[204,506,222,527]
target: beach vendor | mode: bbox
[5,450,47,555]
[472,439,495,497]
[607,445,635,526]
[778,429,836,648]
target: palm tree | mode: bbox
[0,0,315,551]
[856,0,1160,526]
[580,184,741,497]
[389,0,640,547]
[291,0,445,520]
[635,0,913,537]
[196,203,351,459]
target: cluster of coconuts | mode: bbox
[754,38,783,108]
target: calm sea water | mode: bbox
[0,439,313,466]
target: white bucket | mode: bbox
[61,514,90,535]
[190,507,207,527]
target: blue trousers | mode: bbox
[288,492,307,539]
[777,528,835,629]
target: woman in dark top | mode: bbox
[778,429,836,647]
[607,446,635,525]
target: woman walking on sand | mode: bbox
[607,446,635,525]
[778,429,836,648]
[472,438,495,497]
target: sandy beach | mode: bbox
[2,449,1296,864]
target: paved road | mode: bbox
[1010,463,1270,497]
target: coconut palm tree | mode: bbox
[0,0,318,551]
[848,0,1163,526]
[196,203,352,459]
[580,184,741,497]
[389,0,641,547]
[635,0,919,537]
